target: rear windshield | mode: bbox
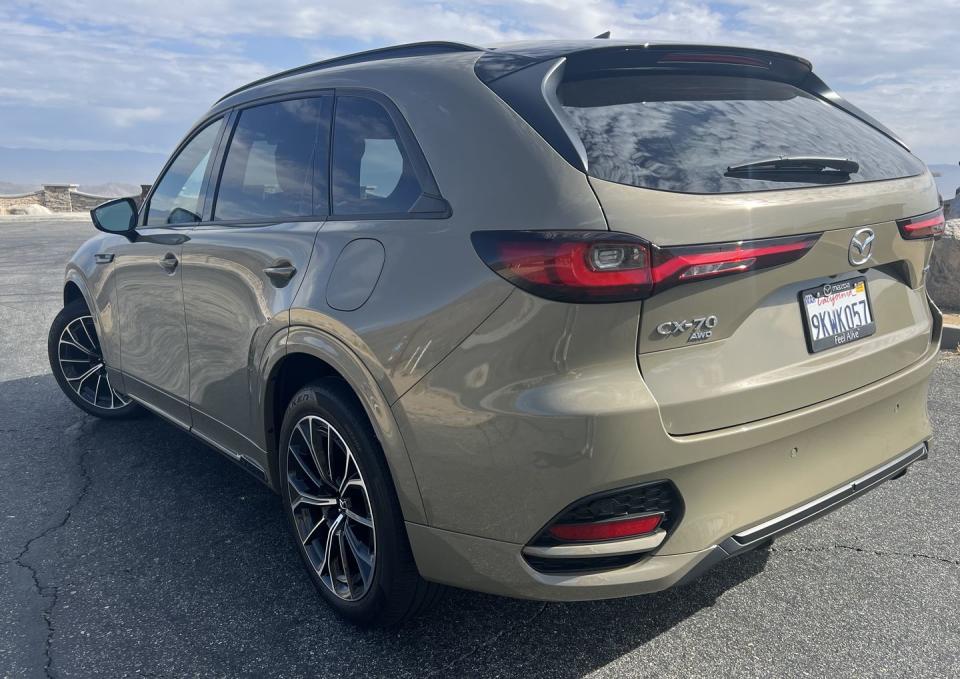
[558,75,925,194]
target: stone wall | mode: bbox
[0,190,44,213]
[928,219,960,313]
[0,184,150,214]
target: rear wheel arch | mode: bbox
[262,328,427,524]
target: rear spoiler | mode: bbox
[476,44,909,172]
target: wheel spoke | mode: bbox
[66,324,96,356]
[338,450,355,495]
[337,527,354,599]
[343,507,372,528]
[66,363,102,384]
[93,374,102,406]
[288,481,337,511]
[344,525,374,590]
[59,337,97,358]
[289,446,326,493]
[318,512,343,577]
[79,318,99,353]
[307,419,335,488]
[301,514,327,547]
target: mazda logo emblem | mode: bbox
[849,228,875,266]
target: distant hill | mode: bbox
[930,164,960,198]
[2,146,957,201]
[0,147,166,188]
[0,180,142,198]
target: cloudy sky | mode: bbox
[1,0,957,168]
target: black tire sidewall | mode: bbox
[278,379,411,625]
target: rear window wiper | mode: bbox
[726,156,860,176]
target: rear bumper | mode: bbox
[408,441,929,601]
[397,293,942,600]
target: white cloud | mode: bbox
[0,0,957,163]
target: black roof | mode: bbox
[217,39,812,103]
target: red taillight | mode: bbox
[898,209,945,240]
[472,231,819,303]
[471,231,653,303]
[548,514,663,542]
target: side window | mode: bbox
[331,96,424,216]
[214,97,331,221]
[146,120,222,225]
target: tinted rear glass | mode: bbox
[214,97,330,221]
[558,75,925,194]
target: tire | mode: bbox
[47,299,142,419]
[279,378,443,626]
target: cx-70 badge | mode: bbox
[657,315,719,341]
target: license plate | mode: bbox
[800,277,875,353]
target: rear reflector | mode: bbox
[898,208,945,240]
[472,230,819,303]
[548,514,663,542]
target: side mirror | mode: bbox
[91,197,138,237]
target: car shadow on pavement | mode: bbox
[1,373,771,678]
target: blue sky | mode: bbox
[0,0,957,170]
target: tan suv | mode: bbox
[48,40,945,626]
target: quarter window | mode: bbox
[146,119,222,225]
[332,96,423,216]
[214,97,331,221]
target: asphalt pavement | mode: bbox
[1,217,959,678]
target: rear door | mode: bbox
[180,95,331,467]
[556,68,939,434]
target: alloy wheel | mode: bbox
[57,315,131,410]
[286,415,376,601]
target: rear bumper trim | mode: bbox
[521,528,666,559]
[724,441,928,552]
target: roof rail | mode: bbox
[217,41,485,103]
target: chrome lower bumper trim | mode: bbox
[727,441,928,550]
[522,528,667,559]
[672,441,930,591]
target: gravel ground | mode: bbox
[1,218,959,678]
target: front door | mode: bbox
[181,96,331,468]
[114,118,224,427]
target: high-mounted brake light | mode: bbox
[472,231,819,303]
[897,208,945,240]
[658,52,770,68]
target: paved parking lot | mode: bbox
[1,217,959,678]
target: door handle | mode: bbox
[159,252,179,272]
[263,261,297,286]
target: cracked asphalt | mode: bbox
[1,216,959,678]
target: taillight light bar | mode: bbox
[471,231,820,303]
[651,234,821,291]
[897,208,945,240]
